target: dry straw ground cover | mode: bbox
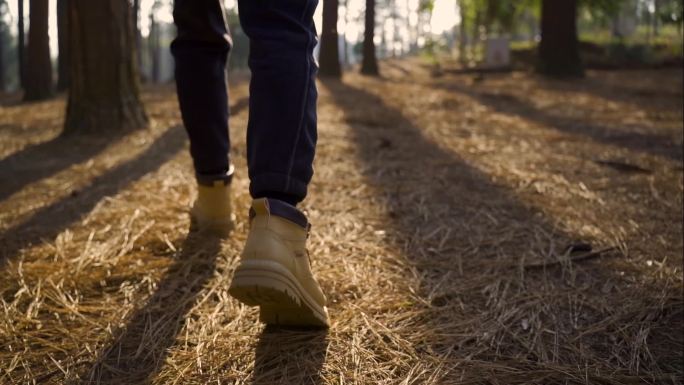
[0,60,682,384]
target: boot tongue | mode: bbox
[250,198,271,217]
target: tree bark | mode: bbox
[24,0,52,101]
[360,0,378,75]
[319,0,341,78]
[17,0,25,89]
[537,0,583,78]
[57,0,68,91]
[64,0,147,134]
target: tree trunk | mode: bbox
[528,10,537,43]
[392,3,400,57]
[342,0,349,66]
[360,0,378,75]
[537,0,583,78]
[381,15,387,58]
[319,0,341,78]
[414,11,422,49]
[458,0,467,63]
[149,10,160,83]
[0,3,5,92]
[471,8,481,60]
[64,0,147,134]
[24,0,52,101]
[57,0,69,91]
[405,0,413,53]
[133,0,142,75]
[653,0,660,36]
[17,0,25,89]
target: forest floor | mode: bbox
[0,59,682,384]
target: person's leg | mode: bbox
[229,0,328,327]
[237,0,319,206]
[171,0,233,181]
[171,0,234,236]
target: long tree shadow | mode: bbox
[0,96,251,205]
[250,326,328,385]
[537,70,684,114]
[321,78,681,382]
[0,131,128,203]
[80,232,223,384]
[0,126,187,265]
[0,97,252,266]
[439,81,683,162]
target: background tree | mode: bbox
[341,0,350,66]
[458,0,468,63]
[148,0,161,83]
[225,5,249,70]
[64,0,147,133]
[0,0,6,91]
[537,0,583,77]
[132,0,142,76]
[24,0,52,101]
[17,0,24,89]
[379,2,388,58]
[419,1,435,38]
[389,0,401,57]
[657,0,683,36]
[57,0,68,91]
[320,0,342,77]
[484,0,530,35]
[361,0,379,75]
[653,0,660,36]
[0,0,16,92]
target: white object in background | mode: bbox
[613,0,638,38]
[484,37,511,69]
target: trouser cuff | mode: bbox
[250,198,309,230]
[249,172,308,204]
[196,164,235,186]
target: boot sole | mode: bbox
[228,260,329,328]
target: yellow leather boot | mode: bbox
[190,170,234,238]
[229,198,329,327]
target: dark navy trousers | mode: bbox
[171,0,319,205]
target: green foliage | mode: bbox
[459,0,537,35]
[418,0,434,13]
[581,0,626,26]
[657,0,684,25]
[420,38,439,65]
[607,41,655,62]
[458,0,643,35]
[485,0,536,32]
[581,0,624,15]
